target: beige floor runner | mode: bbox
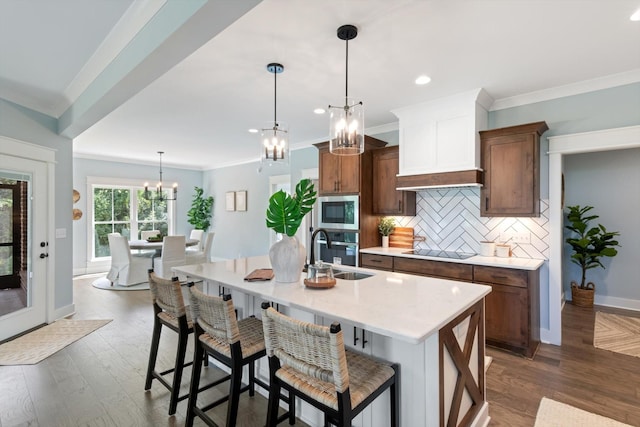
[535,397,632,427]
[594,311,640,358]
[0,319,111,365]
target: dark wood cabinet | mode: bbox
[393,257,473,282]
[361,253,394,271]
[361,252,540,358]
[473,265,540,358]
[315,137,387,195]
[372,146,416,216]
[480,121,548,217]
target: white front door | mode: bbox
[0,153,48,341]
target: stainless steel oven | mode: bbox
[317,195,359,231]
[316,230,359,267]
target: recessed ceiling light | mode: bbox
[415,75,432,85]
[248,128,258,133]
[631,8,640,21]
[314,108,326,114]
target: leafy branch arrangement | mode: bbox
[266,179,317,237]
[565,205,620,289]
[187,187,214,231]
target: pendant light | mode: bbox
[260,62,289,166]
[329,24,364,155]
[143,151,177,201]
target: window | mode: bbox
[89,178,174,260]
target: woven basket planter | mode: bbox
[571,281,595,308]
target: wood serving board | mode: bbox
[389,227,414,249]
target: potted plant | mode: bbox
[565,205,620,307]
[187,187,214,231]
[378,217,396,248]
[266,179,317,282]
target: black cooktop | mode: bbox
[403,249,476,260]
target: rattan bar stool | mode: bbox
[261,302,400,427]
[186,284,294,427]
[145,270,209,415]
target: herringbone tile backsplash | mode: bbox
[394,187,549,259]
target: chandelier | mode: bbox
[260,62,289,165]
[143,151,177,201]
[328,24,364,155]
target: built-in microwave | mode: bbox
[317,195,359,231]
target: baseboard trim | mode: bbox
[53,303,75,321]
[594,295,640,312]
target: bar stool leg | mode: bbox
[248,361,256,397]
[168,328,188,415]
[144,317,162,390]
[186,339,205,427]
[226,358,243,427]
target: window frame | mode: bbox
[86,176,176,263]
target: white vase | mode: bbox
[382,235,389,248]
[269,235,305,283]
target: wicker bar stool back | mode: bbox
[145,270,206,415]
[261,302,399,427]
[186,284,294,427]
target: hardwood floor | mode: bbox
[487,303,640,426]
[1,275,639,426]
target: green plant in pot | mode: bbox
[266,179,317,282]
[187,187,214,231]
[565,205,620,307]
[378,217,396,248]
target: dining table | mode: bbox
[129,238,199,257]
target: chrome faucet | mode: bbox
[305,228,332,271]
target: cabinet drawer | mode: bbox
[474,266,528,288]
[361,254,393,271]
[394,257,473,282]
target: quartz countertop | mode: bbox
[173,255,491,345]
[360,247,545,270]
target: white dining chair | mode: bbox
[186,232,215,265]
[154,235,187,280]
[187,229,205,252]
[106,233,152,286]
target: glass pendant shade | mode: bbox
[260,62,289,167]
[329,98,364,155]
[329,24,364,156]
[260,121,289,166]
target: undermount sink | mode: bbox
[332,270,374,280]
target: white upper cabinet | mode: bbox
[392,88,493,177]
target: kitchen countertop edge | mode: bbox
[360,247,545,270]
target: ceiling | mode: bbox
[1,0,639,170]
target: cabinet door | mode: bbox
[484,282,529,348]
[361,253,394,271]
[318,149,341,194]
[482,133,537,216]
[338,154,360,193]
[372,146,416,215]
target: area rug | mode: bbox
[91,276,150,291]
[0,319,112,365]
[534,397,632,427]
[593,311,640,358]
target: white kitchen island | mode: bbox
[174,256,492,427]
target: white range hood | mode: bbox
[392,88,494,190]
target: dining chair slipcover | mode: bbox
[188,229,205,252]
[154,235,187,279]
[186,232,215,265]
[106,233,152,286]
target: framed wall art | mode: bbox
[235,190,247,211]
[225,191,235,211]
